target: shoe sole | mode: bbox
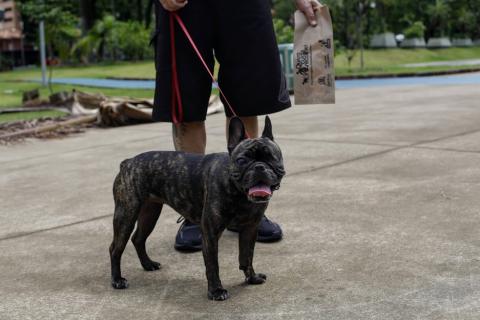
[174,243,203,252]
[257,232,283,243]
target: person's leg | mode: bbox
[172,121,207,252]
[172,121,206,154]
[151,1,214,251]
[174,0,288,250]
[212,0,290,243]
[226,116,259,139]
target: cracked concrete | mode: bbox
[1,82,480,319]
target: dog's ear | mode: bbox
[228,117,246,154]
[262,116,274,141]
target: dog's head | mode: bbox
[228,116,285,203]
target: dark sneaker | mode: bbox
[228,216,283,243]
[174,219,202,252]
[256,216,283,242]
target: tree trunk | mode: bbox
[137,0,144,22]
[80,0,96,34]
[145,0,154,27]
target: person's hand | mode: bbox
[295,0,321,26]
[159,0,188,12]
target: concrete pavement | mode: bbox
[1,82,480,319]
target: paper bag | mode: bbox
[294,5,335,104]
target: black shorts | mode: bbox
[152,0,291,122]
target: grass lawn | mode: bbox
[335,47,480,76]
[0,61,157,82]
[336,64,480,77]
[0,110,67,123]
[0,47,479,123]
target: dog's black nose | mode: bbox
[255,164,266,172]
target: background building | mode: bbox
[0,0,26,68]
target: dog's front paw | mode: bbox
[142,260,161,271]
[208,288,230,301]
[246,273,267,285]
[111,277,129,289]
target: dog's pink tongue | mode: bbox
[248,184,272,197]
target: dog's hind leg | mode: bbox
[132,200,163,271]
[109,198,141,289]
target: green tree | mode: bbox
[73,15,153,62]
[19,0,79,43]
[273,18,294,43]
[117,21,153,60]
[73,15,118,62]
[20,1,80,60]
[272,0,296,23]
[426,0,450,37]
[449,0,477,38]
[79,0,96,33]
[466,0,480,38]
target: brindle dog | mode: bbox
[109,117,285,301]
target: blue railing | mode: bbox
[278,43,294,91]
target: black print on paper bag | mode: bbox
[296,45,310,85]
[318,38,331,49]
[324,54,331,69]
[317,74,333,87]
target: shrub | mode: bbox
[0,56,14,71]
[116,21,153,60]
[451,9,476,39]
[404,21,426,39]
[273,18,294,44]
[73,16,153,62]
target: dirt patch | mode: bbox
[0,116,96,145]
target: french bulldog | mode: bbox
[109,116,285,300]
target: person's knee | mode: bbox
[239,116,258,138]
[239,116,257,124]
[226,116,259,139]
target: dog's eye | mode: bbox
[236,158,247,166]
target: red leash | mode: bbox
[169,12,250,137]
[169,14,183,123]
